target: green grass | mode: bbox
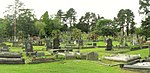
[1,42,147,73]
[126,48,149,58]
[0,60,138,73]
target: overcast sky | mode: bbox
[0,0,141,26]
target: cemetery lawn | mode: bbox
[0,60,138,73]
[2,42,148,73]
[0,48,147,73]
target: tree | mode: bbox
[139,0,150,37]
[76,12,103,33]
[65,8,77,28]
[41,11,49,25]
[17,9,36,38]
[95,19,116,36]
[56,9,64,23]
[4,0,24,40]
[125,9,135,36]
[45,17,62,36]
[0,18,7,37]
[116,9,135,36]
[34,21,46,37]
[71,28,82,40]
[141,17,150,37]
[76,16,89,33]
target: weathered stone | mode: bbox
[25,42,33,52]
[45,38,52,51]
[106,38,112,51]
[86,52,98,60]
[53,38,60,49]
[79,39,83,46]
[1,45,9,52]
[65,53,76,59]
[104,54,141,62]
[36,52,45,57]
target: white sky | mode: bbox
[0,0,141,26]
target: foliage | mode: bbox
[4,0,24,38]
[115,9,135,36]
[88,31,99,41]
[64,8,77,27]
[51,30,61,38]
[0,18,6,37]
[71,28,82,40]
[139,0,150,37]
[17,9,36,38]
[76,12,103,33]
[140,17,150,37]
[95,19,116,36]
[34,21,46,37]
[41,11,49,25]
[45,17,62,36]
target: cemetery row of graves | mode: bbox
[0,33,150,73]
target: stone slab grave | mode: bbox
[1,45,9,52]
[30,58,56,64]
[0,52,24,64]
[86,52,98,60]
[65,52,76,59]
[56,52,81,59]
[50,49,73,53]
[121,58,150,69]
[104,54,141,62]
[36,52,45,57]
[105,38,113,51]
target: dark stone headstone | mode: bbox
[25,42,33,52]
[106,38,112,51]
[93,43,97,47]
[45,38,52,51]
[79,39,83,46]
[53,38,60,49]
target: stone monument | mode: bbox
[53,37,60,49]
[86,52,98,60]
[106,38,112,51]
[45,37,52,51]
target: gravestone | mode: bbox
[1,45,9,52]
[45,38,52,51]
[86,52,98,60]
[53,37,60,49]
[65,53,76,59]
[79,39,83,47]
[25,42,33,52]
[106,38,112,51]
[12,38,19,47]
[133,34,137,46]
[0,37,3,43]
[36,52,45,57]
[36,37,40,45]
[93,43,97,47]
[22,39,27,49]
